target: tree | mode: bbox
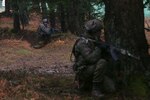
[66,0,80,34]
[12,0,20,32]
[58,2,67,32]
[40,0,47,16]
[5,0,11,15]
[104,0,150,98]
[66,0,93,34]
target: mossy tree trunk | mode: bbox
[104,0,150,98]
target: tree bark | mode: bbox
[49,9,56,29]
[12,1,20,32]
[58,3,67,33]
[32,0,40,12]
[13,10,20,32]
[104,0,150,97]
[67,0,85,35]
[104,0,149,66]
[5,0,11,15]
[41,0,47,17]
[67,0,78,34]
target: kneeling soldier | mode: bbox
[72,19,107,98]
[33,18,51,49]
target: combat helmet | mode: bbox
[84,19,103,34]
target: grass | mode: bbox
[16,49,32,55]
[0,69,149,100]
[0,22,13,24]
[127,74,149,98]
[0,71,82,99]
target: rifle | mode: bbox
[82,37,141,61]
[144,27,150,31]
[99,42,140,61]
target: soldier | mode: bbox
[72,19,108,98]
[33,18,51,49]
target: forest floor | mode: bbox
[0,14,150,100]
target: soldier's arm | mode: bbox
[77,40,102,64]
[39,24,50,34]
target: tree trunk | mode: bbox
[67,0,78,34]
[58,3,67,33]
[12,1,20,32]
[13,11,20,32]
[67,0,85,35]
[104,0,150,97]
[41,0,47,17]
[5,0,11,15]
[49,9,56,29]
[32,0,40,12]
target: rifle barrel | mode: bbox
[144,27,150,31]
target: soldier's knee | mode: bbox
[96,59,107,70]
[97,59,107,66]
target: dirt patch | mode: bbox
[0,33,76,70]
[0,31,81,99]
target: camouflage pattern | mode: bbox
[72,19,112,98]
[73,36,107,91]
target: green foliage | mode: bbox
[144,0,150,8]
[16,49,32,55]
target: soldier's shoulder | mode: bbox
[80,37,89,43]
[76,37,89,46]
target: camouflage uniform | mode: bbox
[33,19,51,49]
[72,19,107,97]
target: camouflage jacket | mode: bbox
[37,23,51,35]
[72,37,102,71]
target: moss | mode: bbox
[16,49,31,55]
[127,74,149,98]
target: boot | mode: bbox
[38,41,45,45]
[32,44,43,49]
[92,82,104,98]
[32,41,45,49]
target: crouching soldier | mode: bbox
[33,18,51,49]
[72,19,108,98]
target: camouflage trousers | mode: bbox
[37,34,51,44]
[33,33,51,49]
[75,59,107,92]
